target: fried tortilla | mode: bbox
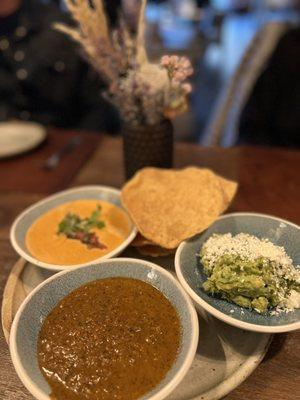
[121,167,237,249]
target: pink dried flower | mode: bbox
[160,55,171,67]
[160,55,193,83]
[182,83,192,94]
[180,57,191,69]
[173,71,186,83]
[177,57,193,80]
[170,55,180,64]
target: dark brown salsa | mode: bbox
[38,278,181,400]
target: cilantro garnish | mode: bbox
[57,205,106,249]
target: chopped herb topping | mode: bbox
[57,205,107,249]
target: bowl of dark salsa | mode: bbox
[10,258,198,400]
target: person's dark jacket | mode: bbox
[239,27,300,147]
[0,0,120,133]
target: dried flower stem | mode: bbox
[57,0,193,125]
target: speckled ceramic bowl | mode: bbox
[175,212,300,333]
[10,186,137,271]
[10,258,199,400]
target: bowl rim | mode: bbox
[175,211,300,334]
[10,257,199,400]
[10,185,138,271]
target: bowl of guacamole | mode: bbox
[200,233,300,314]
[175,212,300,333]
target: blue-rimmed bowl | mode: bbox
[175,212,300,333]
[10,258,199,400]
[10,186,137,271]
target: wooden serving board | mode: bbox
[2,255,272,400]
[2,258,54,342]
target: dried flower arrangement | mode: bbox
[56,0,193,126]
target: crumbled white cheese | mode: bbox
[201,233,300,314]
[279,290,300,310]
[202,233,292,268]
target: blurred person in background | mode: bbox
[0,0,121,133]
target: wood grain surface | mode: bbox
[0,130,101,194]
[1,258,26,343]
[0,135,299,400]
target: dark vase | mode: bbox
[122,119,174,180]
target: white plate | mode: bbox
[0,121,46,158]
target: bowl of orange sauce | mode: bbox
[10,186,137,271]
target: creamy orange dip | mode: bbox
[26,200,131,265]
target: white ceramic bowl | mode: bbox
[10,186,137,271]
[10,258,199,400]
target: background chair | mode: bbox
[202,21,290,146]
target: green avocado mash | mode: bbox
[200,233,300,313]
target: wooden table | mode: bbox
[0,136,299,399]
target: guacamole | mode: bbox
[200,233,300,313]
